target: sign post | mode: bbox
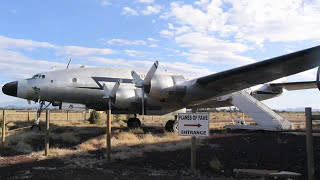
[178,112,209,174]
[2,110,6,148]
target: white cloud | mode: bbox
[142,5,161,15]
[124,50,146,57]
[0,36,116,57]
[100,0,110,6]
[0,35,56,50]
[0,49,66,79]
[149,44,158,48]
[122,7,139,16]
[138,0,154,3]
[147,38,159,42]
[160,30,174,37]
[59,46,115,56]
[88,57,213,78]
[107,38,147,46]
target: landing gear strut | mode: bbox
[127,117,141,128]
[31,101,51,133]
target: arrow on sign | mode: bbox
[184,123,202,128]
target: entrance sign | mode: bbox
[178,113,209,137]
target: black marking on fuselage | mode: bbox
[255,91,281,95]
[76,77,133,90]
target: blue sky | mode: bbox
[1,0,320,109]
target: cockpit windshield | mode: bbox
[27,74,46,80]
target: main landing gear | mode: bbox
[127,114,141,129]
[165,116,178,132]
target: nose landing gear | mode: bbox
[31,100,51,133]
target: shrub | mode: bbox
[88,110,101,124]
[113,114,121,122]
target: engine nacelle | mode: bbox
[114,87,136,109]
[148,75,186,99]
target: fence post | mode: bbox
[67,110,69,121]
[27,109,30,122]
[2,110,6,148]
[45,109,50,156]
[305,107,314,180]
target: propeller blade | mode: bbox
[103,83,110,99]
[109,79,121,99]
[143,61,158,86]
[131,70,143,87]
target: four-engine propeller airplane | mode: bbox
[2,45,320,132]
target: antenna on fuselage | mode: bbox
[66,58,72,69]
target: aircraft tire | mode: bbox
[127,118,141,128]
[31,124,41,134]
[165,120,175,132]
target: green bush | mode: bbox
[88,110,101,124]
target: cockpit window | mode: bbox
[28,74,46,80]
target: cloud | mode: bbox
[142,5,161,15]
[124,50,146,57]
[59,46,115,56]
[0,49,66,79]
[122,7,139,16]
[100,0,110,6]
[0,35,116,56]
[107,38,147,45]
[88,57,213,78]
[0,35,56,50]
[149,44,158,48]
[138,0,154,3]
[160,30,174,37]
[147,38,159,42]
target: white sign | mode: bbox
[178,113,209,137]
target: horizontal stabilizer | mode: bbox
[270,81,317,91]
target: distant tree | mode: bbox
[88,110,101,124]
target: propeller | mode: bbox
[131,61,158,93]
[131,61,159,121]
[103,79,121,107]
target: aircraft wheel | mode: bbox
[31,124,41,134]
[127,118,141,128]
[173,120,179,132]
[165,120,175,132]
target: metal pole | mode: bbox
[27,109,30,122]
[67,110,69,121]
[142,90,145,121]
[106,100,111,162]
[2,110,6,147]
[191,108,197,174]
[45,109,50,156]
[305,107,314,180]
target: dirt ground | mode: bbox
[0,117,319,180]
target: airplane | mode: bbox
[2,45,320,132]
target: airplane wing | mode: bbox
[190,45,320,100]
[269,81,317,91]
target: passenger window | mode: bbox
[42,75,45,79]
[72,78,77,82]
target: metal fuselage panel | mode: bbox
[17,67,188,115]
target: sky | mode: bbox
[1,0,320,109]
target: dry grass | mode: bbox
[50,132,80,143]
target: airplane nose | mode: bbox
[2,81,18,97]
